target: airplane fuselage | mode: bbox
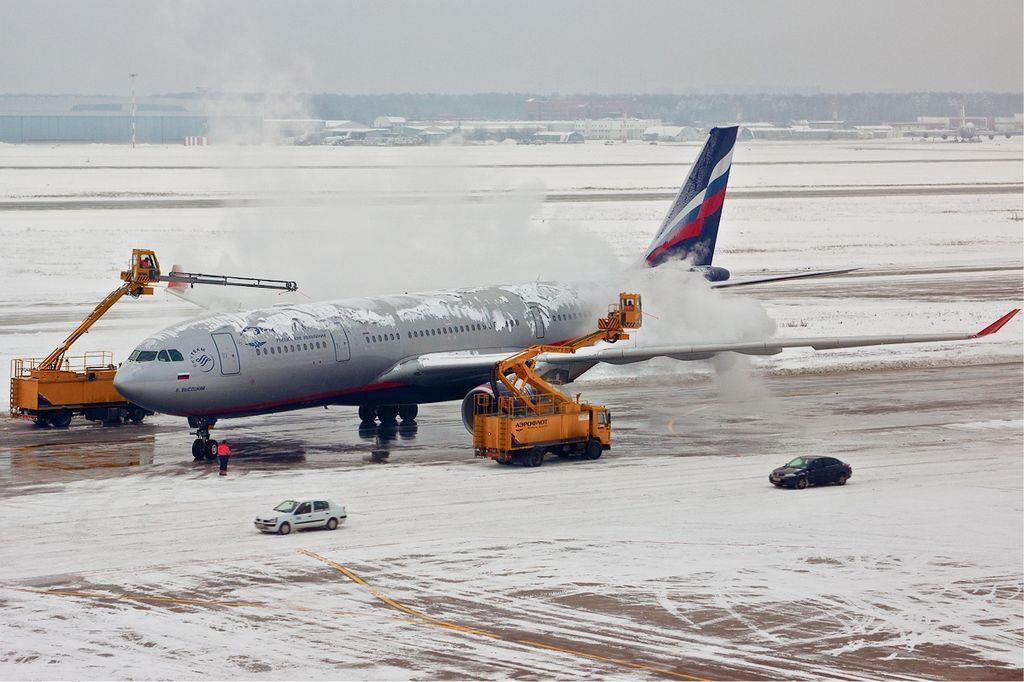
[114,281,601,418]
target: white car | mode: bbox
[254,499,346,535]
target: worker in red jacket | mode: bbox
[217,440,231,475]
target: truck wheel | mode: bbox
[32,414,50,427]
[49,410,73,428]
[584,440,602,460]
[527,448,544,467]
[278,522,292,535]
[126,405,147,423]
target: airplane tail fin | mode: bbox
[644,125,738,269]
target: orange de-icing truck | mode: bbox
[10,249,297,428]
[473,292,641,467]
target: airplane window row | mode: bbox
[129,349,183,362]
[255,340,326,356]
[360,313,591,345]
[411,321,506,338]
[364,321,501,344]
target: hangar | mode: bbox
[0,95,260,143]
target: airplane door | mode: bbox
[211,332,240,375]
[529,306,545,339]
[329,325,351,362]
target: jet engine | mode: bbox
[461,385,496,433]
[461,382,570,433]
[691,264,731,282]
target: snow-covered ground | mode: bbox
[0,139,1021,678]
[1,365,1021,680]
[2,368,1024,675]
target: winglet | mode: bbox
[972,309,1020,338]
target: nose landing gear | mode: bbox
[188,416,219,461]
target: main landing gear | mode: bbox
[188,416,218,461]
[358,404,418,424]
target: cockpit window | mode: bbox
[130,350,158,362]
[157,350,170,362]
[168,349,184,362]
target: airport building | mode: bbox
[739,120,896,140]
[0,95,261,144]
[573,118,662,141]
[372,116,407,130]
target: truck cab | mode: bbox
[590,407,611,446]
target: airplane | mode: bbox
[907,104,1019,142]
[112,127,1021,460]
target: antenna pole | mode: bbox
[129,72,137,149]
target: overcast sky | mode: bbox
[1,0,1021,95]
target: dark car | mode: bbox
[769,456,852,489]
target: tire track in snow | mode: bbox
[299,548,708,681]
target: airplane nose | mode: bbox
[113,363,152,408]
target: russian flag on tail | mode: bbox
[644,126,738,267]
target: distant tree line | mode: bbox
[301,92,1022,125]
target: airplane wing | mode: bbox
[374,350,512,386]
[376,309,1019,382]
[543,308,1019,365]
[710,267,858,289]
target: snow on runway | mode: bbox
[0,364,1021,679]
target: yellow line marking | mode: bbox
[299,549,705,681]
[668,405,710,435]
[297,550,499,638]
